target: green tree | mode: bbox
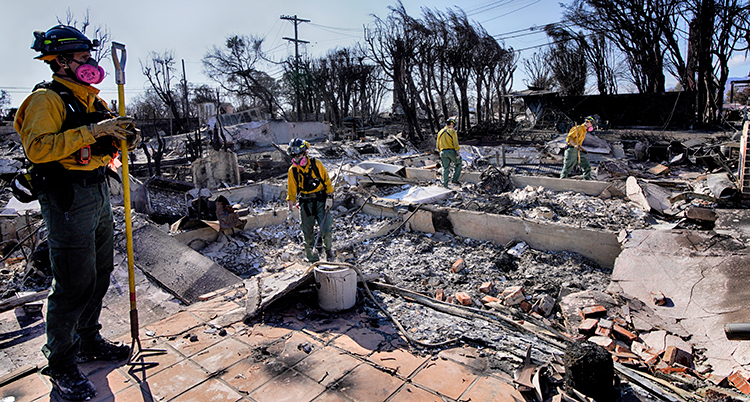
[202,35,281,118]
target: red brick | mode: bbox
[614,342,631,354]
[594,326,611,338]
[612,324,637,342]
[455,292,472,306]
[480,295,500,304]
[663,345,692,367]
[519,300,532,313]
[578,318,598,334]
[435,289,445,302]
[445,296,455,304]
[650,291,666,306]
[613,317,627,327]
[451,259,465,273]
[479,282,494,293]
[581,305,607,318]
[728,371,750,395]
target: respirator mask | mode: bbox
[73,58,105,85]
[292,155,307,167]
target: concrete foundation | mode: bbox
[191,149,241,189]
[360,198,621,269]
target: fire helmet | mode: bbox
[288,138,309,156]
[32,25,99,61]
[446,117,456,125]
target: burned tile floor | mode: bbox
[1,125,750,401]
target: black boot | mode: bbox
[78,337,131,363]
[42,364,96,401]
[325,248,335,261]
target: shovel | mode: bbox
[112,42,166,372]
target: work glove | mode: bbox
[89,116,135,141]
[127,128,142,151]
[325,195,333,211]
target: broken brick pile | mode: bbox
[570,300,750,398]
[434,258,555,319]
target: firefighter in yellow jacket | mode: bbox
[437,117,462,187]
[286,139,335,262]
[560,116,595,180]
[14,25,139,401]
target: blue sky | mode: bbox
[2,0,748,110]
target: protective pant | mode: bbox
[300,197,332,263]
[440,149,462,186]
[39,179,114,371]
[560,147,591,180]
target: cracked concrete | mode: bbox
[609,228,750,377]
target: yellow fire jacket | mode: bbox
[436,126,459,152]
[286,158,333,201]
[14,76,112,171]
[565,123,588,147]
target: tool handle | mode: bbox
[111,42,127,86]
[726,323,750,340]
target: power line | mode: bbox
[466,0,520,16]
[308,22,360,32]
[480,0,543,24]
[308,24,362,39]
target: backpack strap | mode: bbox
[33,80,118,163]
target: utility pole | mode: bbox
[281,14,310,121]
[181,59,189,126]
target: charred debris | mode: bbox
[1,113,750,401]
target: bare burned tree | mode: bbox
[545,25,619,95]
[365,1,424,143]
[444,10,478,132]
[693,0,750,122]
[545,28,588,96]
[202,35,281,118]
[57,8,110,64]
[523,50,555,90]
[473,32,511,123]
[140,51,185,134]
[563,0,680,94]
[422,8,451,133]
[563,0,748,124]
[492,47,519,126]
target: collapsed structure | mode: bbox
[1,111,750,400]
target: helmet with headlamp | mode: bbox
[32,25,105,85]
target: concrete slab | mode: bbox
[359,198,621,269]
[715,209,750,243]
[244,262,312,321]
[214,182,286,204]
[610,229,750,376]
[132,224,243,304]
[510,175,610,197]
[383,186,453,204]
[448,208,621,269]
